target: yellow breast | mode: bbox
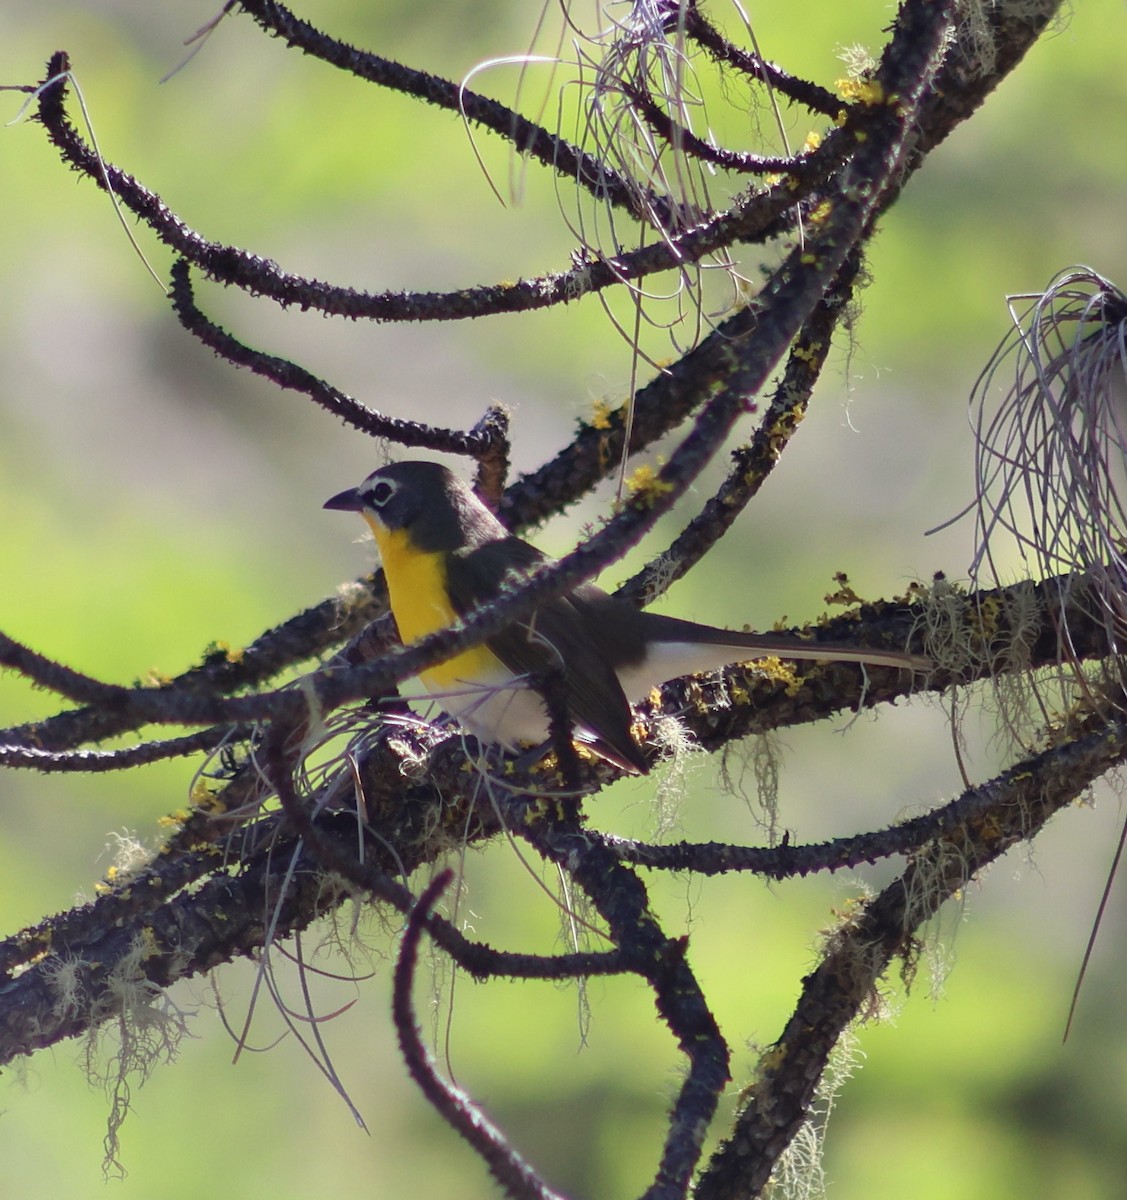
[367,520,502,690]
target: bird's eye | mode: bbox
[369,480,395,507]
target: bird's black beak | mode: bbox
[323,486,365,512]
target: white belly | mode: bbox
[422,668,552,752]
[421,641,744,755]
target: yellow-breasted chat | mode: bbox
[325,460,927,774]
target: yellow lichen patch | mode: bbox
[835,77,886,105]
[973,592,1005,640]
[198,786,233,815]
[136,926,161,960]
[521,793,573,828]
[681,678,712,717]
[755,655,802,696]
[189,779,215,805]
[590,398,615,430]
[626,462,674,506]
[95,876,132,899]
[770,408,802,438]
[205,639,245,664]
[962,810,1008,853]
[898,578,934,606]
[758,404,808,463]
[727,678,751,706]
[824,573,862,607]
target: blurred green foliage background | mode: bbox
[1,2,1126,1197]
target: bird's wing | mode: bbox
[445,539,648,772]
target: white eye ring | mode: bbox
[369,479,395,507]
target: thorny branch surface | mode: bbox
[0,1,1089,1197]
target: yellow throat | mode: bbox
[365,519,501,690]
